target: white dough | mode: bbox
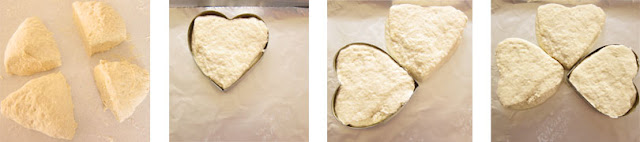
[4,17,62,76]
[94,60,150,122]
[73,1,127,56]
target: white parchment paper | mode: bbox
[0,0,150,141]
[327,1,472,141]
[169,7,309,141]
[491,1,640,141]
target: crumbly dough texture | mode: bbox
[191,15,268,90]
[385,4,467,81]
[4,17,62,76]
[94,60,150,122]
[569,45,638,118]
[334,44,415,127]
[496,38,564,109]
[536,3,605,68]
[1,72,76,140]
[73,1,127,56]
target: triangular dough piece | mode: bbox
[1,72,76,140]
[385,4,467,81]
[4,17,62,76]
[569,45,638,118]
[94,60,149,122]
[496,38,564,109]
[191,15,268,90]
[536,4,605,68]
[73,1,127,56]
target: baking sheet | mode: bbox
[0,0,150,141]
[169,7,309,141]
[491,1,640,141]
[327,1,472,141]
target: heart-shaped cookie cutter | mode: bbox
[331,43,419,128]
[187,10,269,91]
[566,44,640,117]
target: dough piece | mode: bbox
[191,15,268,90]
[4,17,62,76]
[1,72,76,140]
[496,38,564,109]
[569,45,638,118]
[528,0,599,5]
[385,4,467,81]
[94,60,150,122]
[334,44,415,127]
[73,1,127,56]
[536,4,605,68]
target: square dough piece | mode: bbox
[94,60,149,122]
[73,1,127,56]
[4,17,62,76]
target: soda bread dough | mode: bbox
[496,38,564,109]
[94,60,150,122]
[4,17,62,76]
[73,1,127,56]
[536,3,605,68]
[191,15,268,90]
[334,44,415,127]
[569,45,638,118]
[1,72,76,140]
[385,4,467,81]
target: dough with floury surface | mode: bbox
[94,60,150,122]
[4,17,62,76]
[191,15,268,90]
[496,38,564,110]
[385,4,467,81]
[334,44,415,127]
[569,45,638,118]
[536,3,605,68]
[1,72,76,140]
[73,1,127,56]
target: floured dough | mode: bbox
[334,44,415,127]
[191,15,268,90]
[528,0,599,5]
[94,60,150,122]
[4,17,62,76]
[385,4,467,81]
[536,3,605,68]
[496,38,564,109]
[1,72,76,140]
[569,45,638,118]
[73,1,127,56]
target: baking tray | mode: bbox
[491,0,640,141]
[168,6,309,141]
[327,1,472,141]
[0,0,150,141]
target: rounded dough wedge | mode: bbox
[334,44,415,127]
[385,4,467,81]
[73,1,127,56]
[496,38,564,109]
[568,45,638,118]
[1,72,76,140]
[191,15,268,90]
[4,17,62,76]
[536,3,605,68]
[94,60,150,122]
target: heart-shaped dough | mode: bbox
[4,17,62,76]
[568,45,638,118]
[334,43,415,127]
[190,14,268,90]
[385,4,467,81]
[496,38,564,109]
[536,3,605,68]
[1,72,76,140]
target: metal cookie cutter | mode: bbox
[187,11,269,91]
[566,44,640,117]
[331,43,419,128]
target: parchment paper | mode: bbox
[0,0,150,141]
[327,1,472,141]
[491,1,640,141]
[169,7,309,141]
